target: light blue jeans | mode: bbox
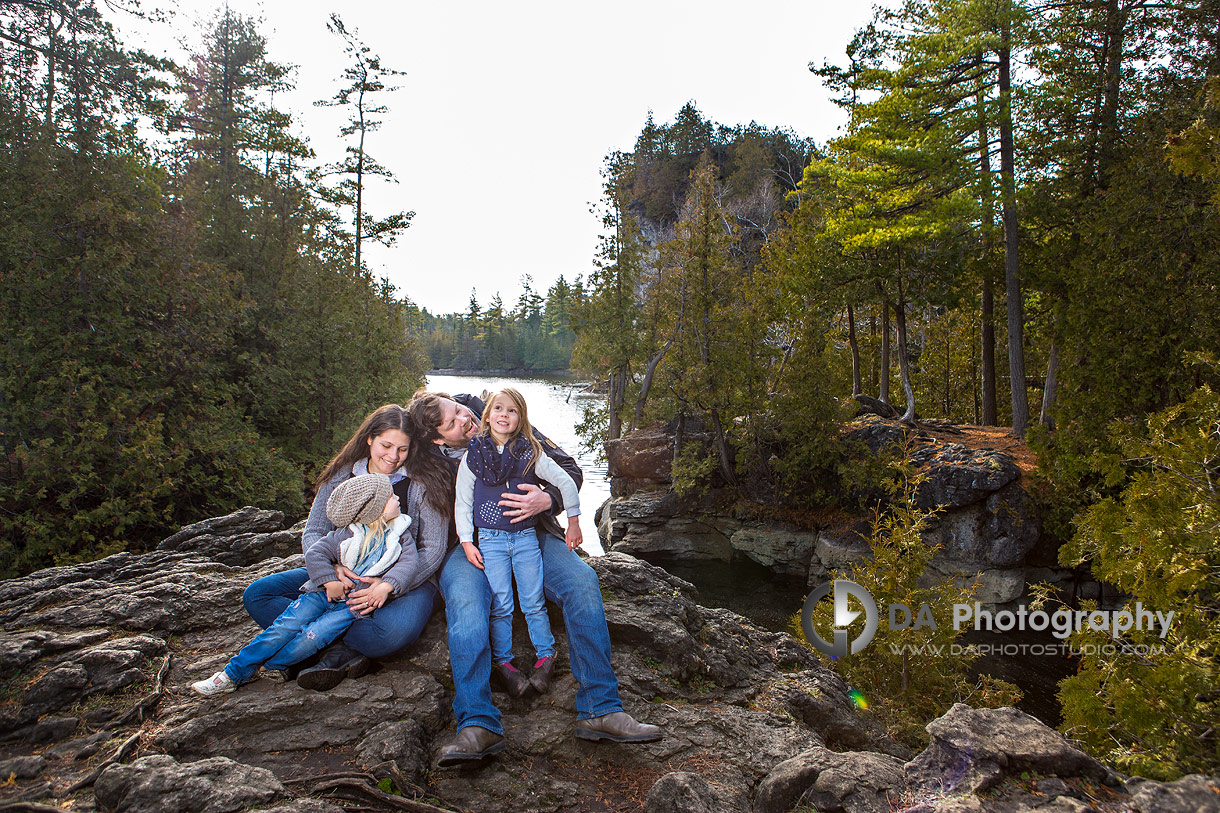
[242,568,438,659]
[439,533,622,734]
[225,591,355,683]
[478,527,555,665]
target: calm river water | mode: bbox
[426,371,1068,726]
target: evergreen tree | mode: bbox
[0,1,427,576]
[571,152,648,439]
[0,7,303,573]
[1056,364,1220,779]
[314,14,413,273]
[657,158,743,483]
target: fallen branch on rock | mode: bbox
[283,770,457,813]
[59,730,140,796]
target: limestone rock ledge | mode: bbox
[0,507,1214,812]
[598,416,1073,610]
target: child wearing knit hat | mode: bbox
[192,473,418,695]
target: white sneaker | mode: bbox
[191,670,237,696]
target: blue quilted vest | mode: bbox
[467,435,538,532]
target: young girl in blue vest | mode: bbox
[193,473,415,695]
[454,387,581,696]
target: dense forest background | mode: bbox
[0,3,428,575]
[409,276,581,372]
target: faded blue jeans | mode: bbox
[478,527,554,665]
[439,533,622,735]
[242,568,438,659]
[225,591,355,683]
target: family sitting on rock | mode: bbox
[191,388,662,767]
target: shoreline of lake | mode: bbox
[430,367,579,379]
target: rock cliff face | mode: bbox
[599,416,1078,610]
[1,508,1215,812]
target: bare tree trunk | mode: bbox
[607,368,624,441]
[944,328,951,417]
[894,280,918,424]
[44,9,65,137]
[869,307,879,393]
[1040,339,1058,430]
[981,267,997,424]
[354,91,366,274]
[1096,0,1128,189]
[977,59,998,426]
[847,303,862,397]
[635,335,674,427]
[999,20,1029,436]
[709,410,736,485]
[880,299,891,405]
[918,304,929,359]
[971,309,980,423]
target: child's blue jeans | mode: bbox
[478,527,554,665]
[224,591,357,683]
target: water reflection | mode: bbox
[425,373,609,555]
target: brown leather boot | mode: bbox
[529,655,555,694]
[435,726,506,768]
[493,661,530,698]
[573,711,663,743]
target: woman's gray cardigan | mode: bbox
[302,462,447,596]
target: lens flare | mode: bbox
[848,689,869,710]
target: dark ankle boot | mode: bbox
[493,662,530,698]
[529,656,555,694]
[297,642,373,691]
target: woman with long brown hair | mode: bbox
[239,404,447,691]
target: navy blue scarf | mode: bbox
[465,434,534,485]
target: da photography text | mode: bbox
[801,579,1175,658]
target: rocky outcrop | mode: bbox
[94,754,286,813]
[904,704,1109,795]
[600,416,1058,609]
[1,507,1213,811]
[605,427,675,497]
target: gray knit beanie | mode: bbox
[326,473,394,527]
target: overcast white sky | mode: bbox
[122,1,875,314]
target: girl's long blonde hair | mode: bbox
[479,387,543,472]
[357,514,391,563]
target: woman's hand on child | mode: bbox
[324,581,348,602]
[565,520,583,551]
[357,581,393,614]
[346,576,390,616]
[461,541,484,570]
